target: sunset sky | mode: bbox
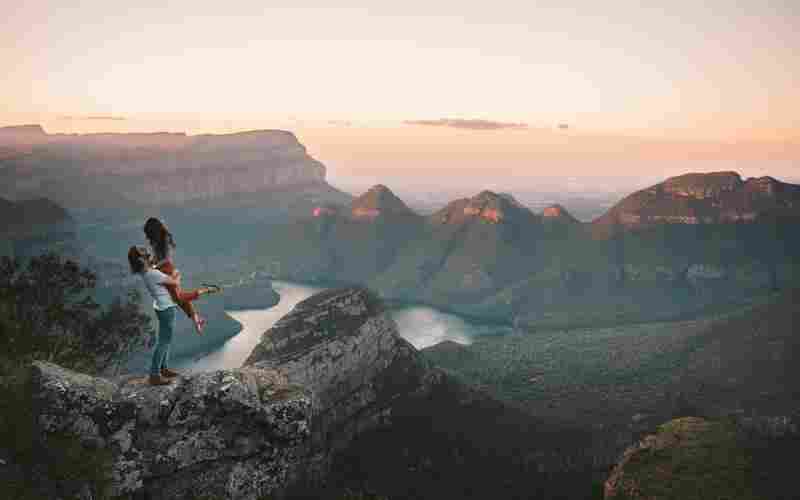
[2,1,798,181]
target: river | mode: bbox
[172,280,512,373]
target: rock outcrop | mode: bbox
[0,126,329,207]
[30,361,312,499]
[28,287,439,498]
[244,287,437,475]
[593,171,800,234]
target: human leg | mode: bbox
[156,261,209,333]
[150,306,176,379]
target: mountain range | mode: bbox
[247,171,800,328]
[0,125,349,210]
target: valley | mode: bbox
[2,124,799,499]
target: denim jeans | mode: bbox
[151,306,177,376]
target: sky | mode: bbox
[2,1,799,181]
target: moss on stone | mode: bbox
[610,416,761,500]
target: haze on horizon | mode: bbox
[2,0,799,182]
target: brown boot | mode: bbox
[161,368,179,378]
[148,374,172,386]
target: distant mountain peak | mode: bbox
[432,190,537,225]
[542,204,578,223]
[498,192,525,208]
[593,170,800,234]
[351,184,414,219]
[661,171,743,197]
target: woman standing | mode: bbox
[143,217,220,335]
[128,245,181,386]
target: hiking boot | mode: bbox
[161,368,180,378]
[148,374,172,386]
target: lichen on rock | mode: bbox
[30,361,311,500]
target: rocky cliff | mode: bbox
[30,361,312,500]
[593,171,800,234]
[0,126,329,207]
[26,287,439,498]
[244,287,437,475]
[25,286,631,499]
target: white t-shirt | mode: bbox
[140,268,177,311]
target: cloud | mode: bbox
[327,120,353,127]
[404,118,528,130]
[58,115,128,121]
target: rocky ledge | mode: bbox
[245,287,437,474]
[29,287,437,498]
[31,361,311,500]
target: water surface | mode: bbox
[174,281,512,372]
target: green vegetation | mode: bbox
[423,307,761,423]
[246,206,800,333]
[612,417,760,500]
[0,252,152,500]
[0,368,114,500]
[0,253,152,374]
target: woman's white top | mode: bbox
[140,268,176,311]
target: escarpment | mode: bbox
[244,287,438,473]
[27,287,440,498]
[29,361,312,500]
[593,171,800,235]
[0,125,331,207]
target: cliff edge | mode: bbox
[29,362,311,499]
[26,287,437,498]
[245,287,437,473]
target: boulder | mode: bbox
[244,287,436,475]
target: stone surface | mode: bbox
[30,286,441,497]
[30,361,311,500]
[245,287,436,475]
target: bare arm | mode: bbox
[156,269,181,287]
[163,272,181,287]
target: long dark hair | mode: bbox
[143,217,175,261]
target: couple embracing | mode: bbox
[127,217,221,386]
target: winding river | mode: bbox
[173,280,512,373]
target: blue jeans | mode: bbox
[151,306,176,376]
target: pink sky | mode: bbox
[2,1,798,178]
